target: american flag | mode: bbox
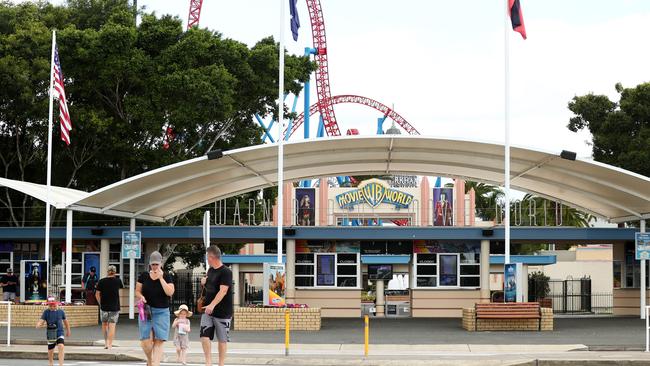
[52,45,72,145]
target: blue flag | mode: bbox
[289,0,299,41]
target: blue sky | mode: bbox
[39,0,650,159]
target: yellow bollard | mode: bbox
[364,315,369,357]
[285,309,290,356]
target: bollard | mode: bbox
[285,309,290,356]
[364,315,369,357]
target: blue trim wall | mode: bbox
[0,226,636,242]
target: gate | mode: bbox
[530,277,593,313]
[171,272,204,314]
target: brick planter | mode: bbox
[233,307,321,331]
[462,307,553,331]
[0,304,99,327]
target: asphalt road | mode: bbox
[6,316,649,347]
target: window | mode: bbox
[109,242,122,280]
[613,261,622,289]
[414,252,480,289]
[415,254,437,287]
[0,252,12,274]
[295,253,359,288]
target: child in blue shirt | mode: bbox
[37,296,71,366]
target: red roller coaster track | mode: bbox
[187,0,203,29]
[287,95,420,137]
[187,0,417,137]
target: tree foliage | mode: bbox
[568,82,650,177]
[0,0,315,229]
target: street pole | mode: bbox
[277,0,286,265]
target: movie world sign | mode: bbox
[336,179,414,209]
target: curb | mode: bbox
[0,351,143,362]
[0,339,99,347]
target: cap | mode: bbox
[149,251,162,265]
[107,265,117,273]
[6,268,12,273]
[46,296,58,305]
[90,266,96,272]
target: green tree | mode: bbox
[0,0,315,232]
[567,82,650,177]
[464,181,503,221]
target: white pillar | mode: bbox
[232,263,240,308]
[480,239,490,303]
[286,239,296,304]
[129,218,136,319]
[100,238,110,279]
[642,219,646,319]
[65,210,72,303]
[375,279,385,317]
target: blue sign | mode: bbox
[336,179,414,209]
[122,231,142,259]
[636,233,650,260]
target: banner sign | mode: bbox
[20,260,48,303]
[263,263,286,307]
[504,263,524,303]
[122,231,142,259]
[336,179,413,209]
[636,232,650,260]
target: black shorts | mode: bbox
[48,337,64,350]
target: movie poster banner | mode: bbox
[20,260,48,303]
[295,240,360,253]
[433,188,454,226]
[263,262,286,307]
[295,188,316,226]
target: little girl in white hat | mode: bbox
[172,304,192,365]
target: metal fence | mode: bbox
[529,277,612,314]
[170,272,204,314]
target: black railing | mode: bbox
[170,272,204,314]
[529,277,612,314]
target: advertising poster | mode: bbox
[636,233,650,260]
[20,260,48,303]
[83,253,100,276]
[296,188,316,226]
[504,263,517,302]
[295,240,360,253]
[433,188,454,226]
[263,263,285,307]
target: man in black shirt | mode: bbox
[200,245,233,366]
[0,268,18,303]
[96,265,123,349]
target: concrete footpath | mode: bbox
[2,341,650,365]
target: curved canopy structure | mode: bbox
[2,135,650,223]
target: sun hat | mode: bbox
[46,296,58,305]
[149,251,163,265]
[174,304,193,317]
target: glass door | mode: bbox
[438,254,459,287]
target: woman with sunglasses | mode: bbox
[135,251,175,366]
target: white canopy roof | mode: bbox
[0,177,89,209]
[2,135,650,223]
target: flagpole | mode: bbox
[277,0,286,264]
[503,0,511,266]
[45,30,56,297]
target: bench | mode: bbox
[475,302,541,331]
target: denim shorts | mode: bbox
[138,306,170,341]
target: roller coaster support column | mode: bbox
[304,48,316,139]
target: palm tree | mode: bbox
[465,181,504,222]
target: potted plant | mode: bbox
[528,271,552,308]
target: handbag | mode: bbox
[196,284,206,314]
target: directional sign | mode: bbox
[122,231,142,260]
[636,232,650,260]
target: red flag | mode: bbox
[508,0,527,40]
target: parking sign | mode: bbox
[122,231,142,259]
